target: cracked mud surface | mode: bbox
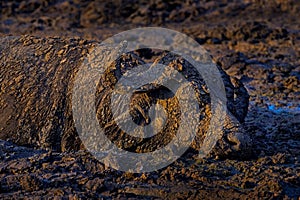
[0,0,299,199]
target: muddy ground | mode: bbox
[0,0,299,199]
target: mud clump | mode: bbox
[0,138,299,199]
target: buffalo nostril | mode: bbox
[227,132,242,151]
[143,115,151,125]
[227,138,238,146]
